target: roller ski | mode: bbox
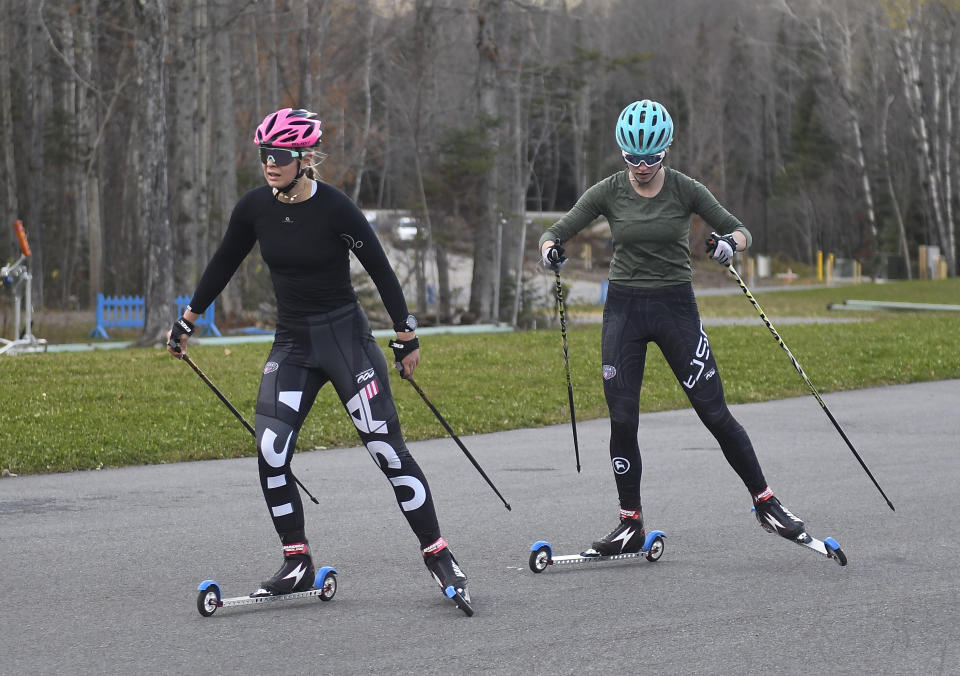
[423,538,473,617]
[752,491,847,566]
[529,509,667,573]
[196,541,338,616]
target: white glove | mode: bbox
[541,242,567,270]
[707,233,737,266]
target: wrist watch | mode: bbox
[395,314,418,332]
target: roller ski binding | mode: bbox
[529,509,667,573]
[752,491,847,566]
[423,538,473,617]
[196,541,338,616]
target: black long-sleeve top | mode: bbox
[189,183,409,326]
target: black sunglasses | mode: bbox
[622,150,666,167]
[259,146,306,167]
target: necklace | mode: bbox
[274,187,301,203]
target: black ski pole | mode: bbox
[171,345,319,505]
[553,263,581,473]
[724,264,895,511]
[401,371,511,511]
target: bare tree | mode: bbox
[0,0,19,236]
[208,0,240,318]
[350,0,375,204]
[133,0,174,346]
[470,0,502,322]
[782,0,880,253]
[880,93,912,278]
[169,2,203,285]
[889,1,957,276]
[6,0,957,326]
[23,4,48,305]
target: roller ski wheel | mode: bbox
[423,538,473,617]
[752,506,847,566]
[444,586,474,617]
[527,530,667,573]
[195,567,338,617]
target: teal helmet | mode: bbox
[615,100,673,155]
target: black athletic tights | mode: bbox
[601,282,767,509]
[254,302,441,548]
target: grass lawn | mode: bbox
[2,278,958,474]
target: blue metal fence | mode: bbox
[90,294,221,339]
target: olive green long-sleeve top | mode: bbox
[539,168,751,288]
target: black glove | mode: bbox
[705,232,737,266]
[542,242,567,270]
[388,336,420,374]
[168,315,195,353]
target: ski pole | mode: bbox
[171,345,319,505]
[401,371,511,511]
[553,262,581,473]
[724,264,895,511]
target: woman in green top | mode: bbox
[539,99,807,556]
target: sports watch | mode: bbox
[395,314,418,332]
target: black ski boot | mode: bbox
[753,489,805,540]
[423,537,471,612]
[582,508,645,556]
[251,541,315,598]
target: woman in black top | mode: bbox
[167,108,468,606]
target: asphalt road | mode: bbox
[2,380,958,675]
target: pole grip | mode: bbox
[13,220,31,257]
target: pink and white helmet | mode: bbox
[254,108,322,148]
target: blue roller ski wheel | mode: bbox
[196,580,222,617]
[529,541,553,573]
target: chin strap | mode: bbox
[273,167,307,200]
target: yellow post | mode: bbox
[817,250,823,282]
[918,246,928,280]
[746,256,756,286]
[826,253,834,285]
[853,260,861,283]
[938,257,948,280]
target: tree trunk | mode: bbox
[76,0,103,309]
[195,0,211,276]
[210,0,239,317]
[265,0,279,108]
[60,9,78,307]
[799,4,879,248]
[169,2,201,285]
[298,1,313,104]
[931,30,957,276]
[133,0,174,347]
[0,0,19,231]
[470,0,501,321]
[350,0,374,204]
[892,17,954,275]
[880,94,911,279]
[26,3,47,305]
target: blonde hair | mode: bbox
[302,147,327,180]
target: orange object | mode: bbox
[13,220,31,257]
